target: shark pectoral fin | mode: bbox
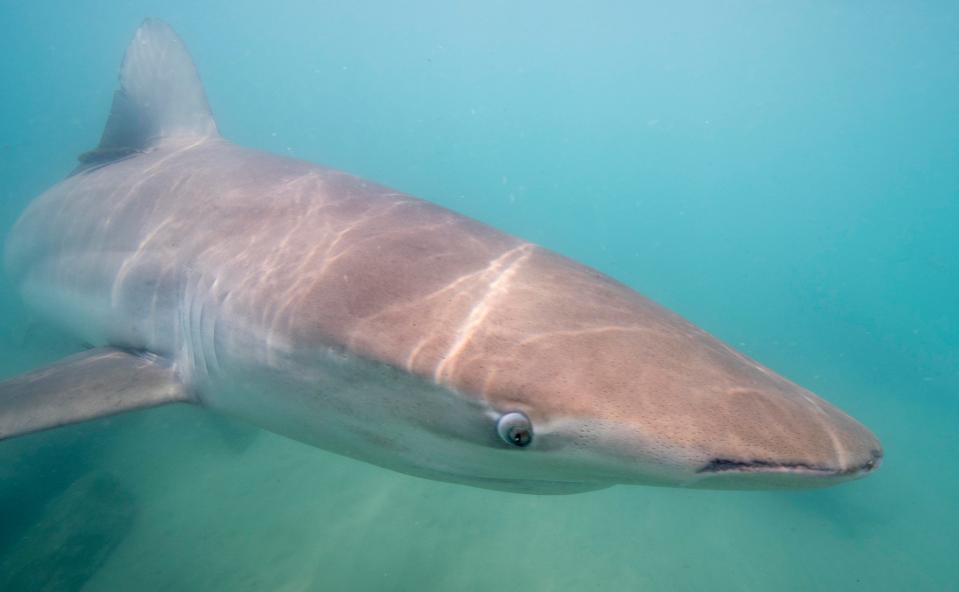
[0,348,190,441]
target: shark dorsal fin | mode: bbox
[78,18,218,169]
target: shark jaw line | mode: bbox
[698,449,882,477]
[698,458,837,476]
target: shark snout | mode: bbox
[686,387,884,489]
[833,428,884,477]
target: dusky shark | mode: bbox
[0,19,881,494]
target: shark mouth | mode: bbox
[698,450,882,476]
[698,458,836,475]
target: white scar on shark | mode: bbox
[0,19,881,494]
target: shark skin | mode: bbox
[1,19,881,494]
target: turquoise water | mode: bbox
[1,1,957,590]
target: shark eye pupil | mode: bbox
[497,412,533,448]
[510,428,531,446]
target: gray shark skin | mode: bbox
[1,19,881,494]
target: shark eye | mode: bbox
[497,412,533,447]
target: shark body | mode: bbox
[0,20,881,494]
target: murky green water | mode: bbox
[1,2,957,590]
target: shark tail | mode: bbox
[77,18,219,171]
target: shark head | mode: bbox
[315,247,883,494]
[467,331,884,493]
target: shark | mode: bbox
[0,19,882,494]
